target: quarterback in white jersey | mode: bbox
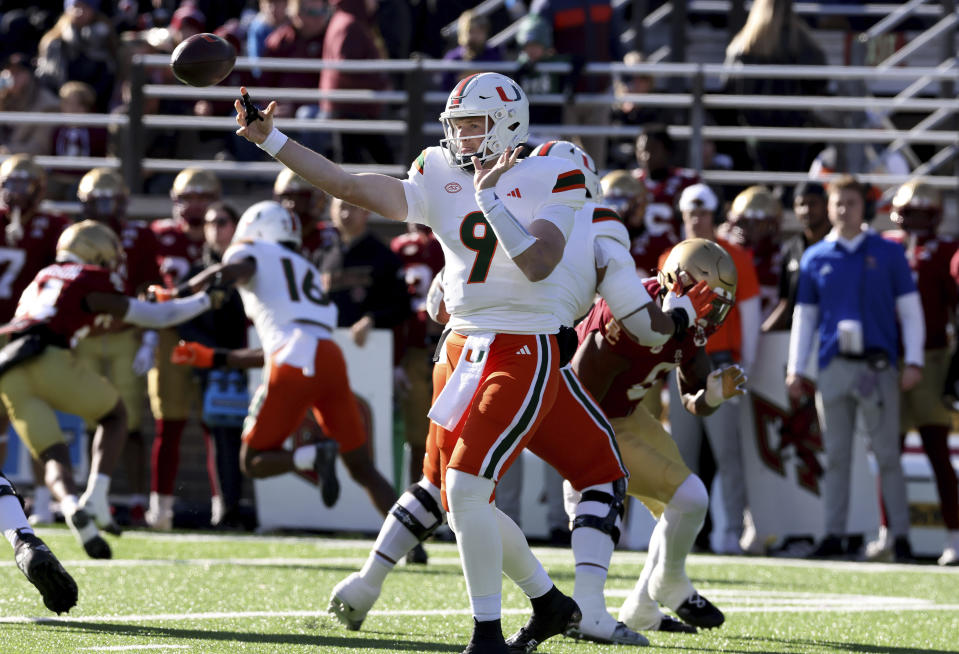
[234,73,589,653]
[172,201,398,519]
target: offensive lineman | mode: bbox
[234,74,587,653]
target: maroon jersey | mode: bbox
[390,229,444,348]
[0,210,71,321]
[7,263,122,345]
[886,231,959,350]
[576,280,699,419]
[628,167,697,276]
[753,242,782,317]
[300,221,340,266]
[150,219,204,288]
[103,219,161,295]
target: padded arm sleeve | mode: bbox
[595,236,669,348]
[787,302,819,377]
[895,291,925,368]
[123,294,212,329]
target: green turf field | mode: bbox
[2,527,958,653]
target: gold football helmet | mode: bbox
[172,167,221,226]
[56,220,123,270]
[729,185,781,220]
[273,167,327,228]
[891,180,941,234]
[727,185,781,251]
[658,238,737,329]
[78,168,128,222]
[0,154,47,212]
[601,170,648,232]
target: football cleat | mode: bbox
[566,615,649,646]
[405,543,428,565]
[463,618,509,654]
[14,530,78,614]
[67,509,112,559]
[506,588,581,653]
[675,592,724,629]
[653,614,698,633]
[939,545,959,566]
[328,572,380,631]
[314,440,340,508]
[79,491,122,536]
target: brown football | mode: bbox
[170,33,236,87]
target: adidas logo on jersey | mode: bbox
[506,188,522,199]
[515,345,531,355]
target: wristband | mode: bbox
[257,127,289,157]
[475,188,536,258]
[212,350,229,368]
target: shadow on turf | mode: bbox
[722,635,956,654]
[39,621,460,651]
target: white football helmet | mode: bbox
[530,140,601,199]
[439,72,530,169]
[233,200,302,247]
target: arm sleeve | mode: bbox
[787,303,819,377]
[896,291,925,368]
[738,295,760,374]
[123,294,212,329]
[594,236,667,347]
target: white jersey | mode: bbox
[544,202,631,326]
[223,240,337,360]
[402,146,586,335]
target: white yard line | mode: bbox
[77,646,189,651]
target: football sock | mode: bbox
[650,476,708,609]
[619,519,665,629]
[60,494,79,518]
[81,473,111,507]
[1,478,33,547]
[32,485,52,520]
[446,469,502,621]
[364,478,444,583]
[570,483,617,614]
[292,445,317,471]
[152,419,186,495]
[496,507,552,599]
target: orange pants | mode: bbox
[422,359,447,489]
[243,339,366,453]
[435,332,560,509]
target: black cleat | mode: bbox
[893,536,914,563]
[463,618,509,654]
[314,440,340,507]
[807,534,845,559]
[655,614,698,633]
[68,509,112,559]
[675,592,724,629]
[406,543,428,565]
[506,587,581,653]
[14,530,78,614]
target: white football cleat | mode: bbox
[566,608,649,646]
[864,526,893,563]
[939,531,959,566]
[329,573,380,630]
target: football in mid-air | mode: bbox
[170,33,236,87]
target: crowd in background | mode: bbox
[0,0,956,566]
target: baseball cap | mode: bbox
[678,183,718,212]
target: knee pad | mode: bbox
[0,473,25,510]
[668,475,709,517]
[390,480,446,543]
[572,477,627,545]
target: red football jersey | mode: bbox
[300,221,340,265]
[391,229,444,348]
[575,280,699,420]
[629,167,697,277]
[150,219,204,288]
[0,210,71,321]
[103,218,161,295]
[9,263,122,345]
[752,243,783,318]
[886,231,959,350]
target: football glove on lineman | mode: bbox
[704,364,748,407]
[171,341,228,368]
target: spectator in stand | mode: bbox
[263,0,330,118]
[247,0,289,77]
[665,183,760,555]
[48,81,110,200]
[389,224,443,489]
[36,0,118,112]
[0,54,61,156]
[787,174,923,562]
[169,4,206,45]
[718,186,783,319]
[530,0,622,167]
[610,51,663,167]
[0,10,47,61]
[317,197,410,349]
[763,181,831,332]
[440,10,502,91]
[723,0,828,174]
[321,0,393,164]
[877,182,957,566]
[512,13,565,145]
[174,202,250,530]
[631,125,699,272]
[375,0,412,60]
